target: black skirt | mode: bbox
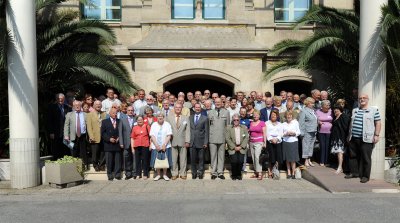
[267,142,283,164]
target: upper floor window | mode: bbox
[172,0,195,19]
[203,0,225,20]
[274,0,310,23]
[81,0,121,21]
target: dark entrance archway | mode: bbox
[164,75,234,97]
[274,80,312,96]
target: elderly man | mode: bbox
[189,103,209,179]
[280,90,287,107]
[250,91,257,100]
[279,100,299,122]
[311,89,322,110]
[204,99,213,115]
[48,93,71,160]
[156,92,164,109]
[161,99,172,117]
[211,93,219,109]
[101,88,121,113]
[163,91,171,100]
[227,97,240,120]
[175,96,190,116]
[208,98,230,179]
[101,108,122,181]
[321,90,329,101]
[139,95,160,116]
[119,106,136,180]
[167,103,191,180]
[184,92,194,109]
[133,89,147,113]
[226,114,249,180]
[204,89,211,99]
[236,91,245,107]
[87,100,107,171]
[346,94,381,183]
[168,95,176,110]
[64,100,88,167]
[254,92,266,110]
[260,97,278,122]
[194,91,202,101]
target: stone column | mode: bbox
[358,0,387,180]
[6,0,40,188]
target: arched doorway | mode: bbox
[274,80,312,96]
[164,75,234,97]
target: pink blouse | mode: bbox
[249,121,266,143]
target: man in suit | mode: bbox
[279,100,299,122]
[208,98,230,180]
[167,103,190,180]
[64,100,88,167]
[87,100,107,171]
[260,97,278,122]
[119,106,136,180]
[48,93,71,160]
[161,99,173,117]
[226,114,249,180]
[101,108,122,181]
[189,103,209,179]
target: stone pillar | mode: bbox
[6,0,40,188]
[358,0,387,180]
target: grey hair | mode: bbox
[232,113,240,120]
[321,100,331,107]
[55,93,65,99]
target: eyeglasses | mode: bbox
[233,119,240,121]
[204,92,210,95]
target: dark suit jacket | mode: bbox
[101,118,121,152]
[189,114,209,148]
[47,103,71,138]
[260,106,279,122]
[119,116,135,149]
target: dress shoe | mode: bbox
[237,176,243,180]
[108,178,114,181]
[232,177,237,181]
[180,176,187,180]
[171,176,178,180]
[125,176,132,180]
[192,175,197,180]
[218,175,225,180]
[344,174,359,179]
[287,175,292,179]
[198,174,204,179]
[115,176,122,180]
[100,165,106,171]
[211,175,217,180]
[94,166,100,172]
[360,177,369,183]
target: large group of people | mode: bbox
[47,87,381,183]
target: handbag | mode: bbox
[154,151,169,169]
[272,164,280,180]
[259,147,269,165]
[295,167,302,179]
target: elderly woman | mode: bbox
[299,97,318,167]
[330,105,350,174]
[248,110,266,180]
[316,100,333,166]
[144,107,157,126]
[131,115,151,179]
[273,96,287,113]
[282,111,301,179]
[266,110,284,178]
[336,99,351,116]
[149,113,173,181]
[226,114,249,180]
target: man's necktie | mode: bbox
[166,110,168,117]
[217,109,220,117]
[112,119,116,128]
[195,115,199,125]
[76,112,81,137]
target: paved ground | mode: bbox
[1,180,400,223]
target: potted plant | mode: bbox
[45,156,84,186]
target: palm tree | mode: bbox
[265,3,360,102]
[0,0,139,156]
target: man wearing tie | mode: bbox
[167,103,190,180]
[161,99,172,117]
[189,103,209,179]
[119,106,136,180]
[48,93,71,160]
[101,108,122,181]
[208,98,230,180]
[260,97,278,122]
[64,100,88,167]
[87,100,106,171]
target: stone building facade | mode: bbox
[66,0,354,96]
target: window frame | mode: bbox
[81,0,122,22]
[274,0,311,23]
[171,0,196,20]
[202,0,226,20]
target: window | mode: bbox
[203,0,225,20]
[172,0,195,19]
[81,0,121,21]
[274,0,310,23]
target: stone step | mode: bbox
[84,164,290,181]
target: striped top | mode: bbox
[351,109,381,138]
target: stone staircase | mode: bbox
[85,164,289,180]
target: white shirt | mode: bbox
[266,120,283,143]
[227,107,240,120]
[101,98,121,113]
[149,122,172,150]
[282,120,301,142]
[133,99,147,114]
[75,111,86,134]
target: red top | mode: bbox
[131,124,150,148]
